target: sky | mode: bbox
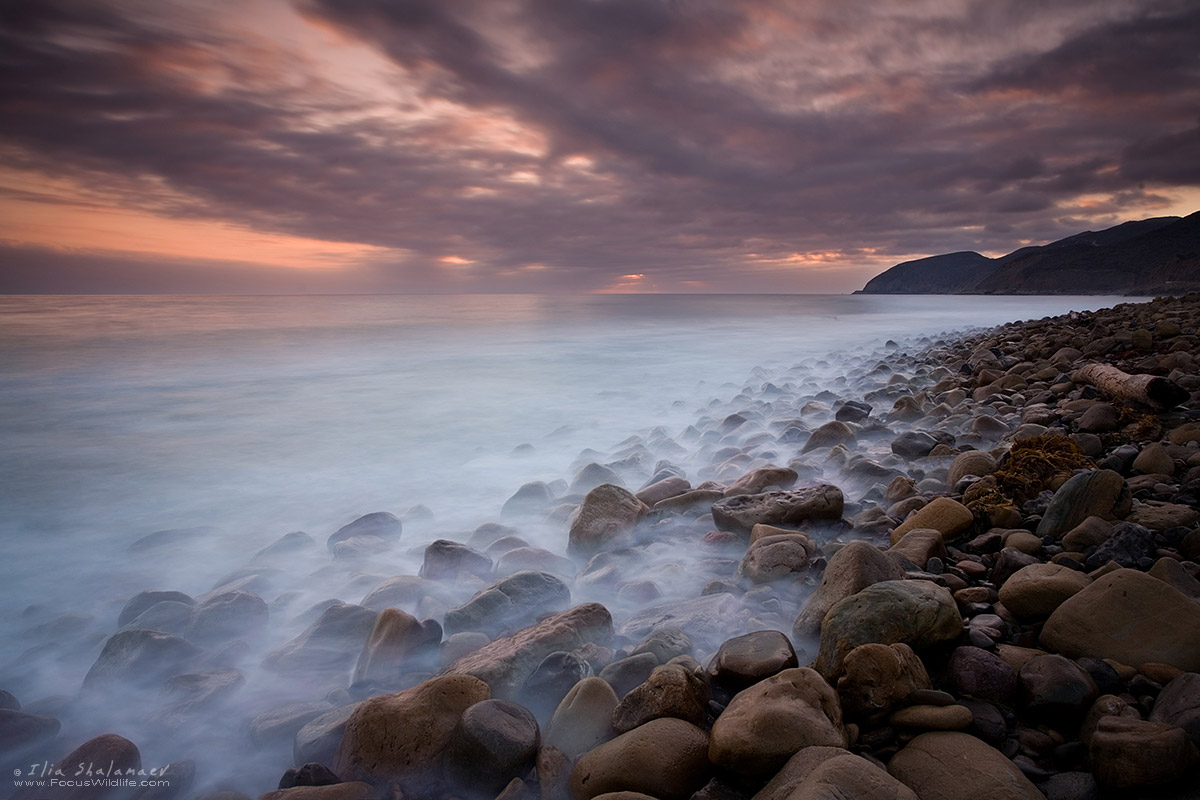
[1,0,1198,294]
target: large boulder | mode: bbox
[837,643,931,719]
[333,675,490,787]
[998,563,1091,619]
[327,511,402,551]
[711,485,844,535]
[754,746,918,800]
[352,608,441,685]
[889,497,973,546]
[793,541,904,637]
[815,580,962,679]
[443,571,571,638]
[419,539,493,581]
[568,485,648,557]
[184,589,269,645]
[1041,568,1200,672]
[1036,470,1131,538]
[737,534,815,584]
[1089,717,1200,790]
[708,667,846,776]
[887,731,1042,800]
[443,603,613,699]
[570,718,711,800]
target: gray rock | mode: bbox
[443,571,571,638]
[263,603,378,673]
[326,511,402,552]
[118,590,196,626]
[83,629,202,689]
[443,699,540,796]
[711,485,843,535]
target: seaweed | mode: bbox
[963,434,1093,515]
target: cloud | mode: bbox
[1,0,1197,292]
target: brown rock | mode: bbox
[570,718,710,800]
[724,466,799,496]
[708,630,799,691]
[1061,516,1112,551]
[1089,716,1200,790]
[711,485,844,535]
[1133,443,1176,476]
[352,608,436,685]
[708,667,846,776]
[752,746,918,800]
[801,421,855,452]
[333,675,490,786]
[568,485,648,557]
[998,563,1091,619]
[887,528,948,570]
[946,450,997,489]
[1126,500,1200,530]
[1041,568,1200,672]
[11,734,141,800]
[889,497,974,546]
[737,534,812,584]
[836,642,931,718]
[887,731,1042,800]
[889,704,973,730]
[1149,557,1200,599]
[545,677,618,759]
[793,540,904,637]
[611,664,709,733]
[258,785,374,800]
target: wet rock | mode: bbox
[635,476,691,506]
[494,546,577,580]
[333,675,490,787]
[294,703,359,767]
[0,708,60,755]
[836,642,930,719]
[947,645,1017,704]
[708,667,846,776]
[887,731,1042,800]
[611,664,709,733]
[619,593,750,653]
[1036,469,1131,538]
[1061,516,1112,551]
[184,590,269,645]
[887,528,948,570]
[83,629,202,689]
[1089,716,1200,790]
[1126,500,1200,530]
[711,485,844,535]
[1019,654,1098,721]
[118,590,196,626]
[545,677,618,759]
[358,575,448,613]
[443,570,571,638]
[521,650,593,719]
[1151,672,1200,743]
[1084,521,1156,570]
[801,421,855,452]
[419,539,493,581]
[570,463,625,495]
[252,531,316,563]
[249,701,333,746]
[122,600,195,636]
[836,400,873,423]
[793,540,904,637]
[723,466,798,496]
[753,745,918,800]
[889,497,974,545]
[1042,568,1200,671]
[264,603,378,674]
[127,526,218,552]
[502,481,556,517]
[892,431,939,459]
[443,699,540,797]
[998,563,1091,619]
[737,534,812,584]
[1077,402,1120,432]
[570,717,710,800]
[568,485,648,557]
[814,580,962,679]
[599,654,659,699]
[444,603,613,699]
[326,511,401,552]
[1134,443,1176,476]
[352,608,440,686]
[946,450,997,490]
[708,630,798,692]
[629,628,694,664]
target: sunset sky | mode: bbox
[1,0,1198,293]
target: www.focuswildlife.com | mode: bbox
[13,778,172,788]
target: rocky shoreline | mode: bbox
[4,294,1200,800]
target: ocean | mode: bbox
[0,292,1132,787]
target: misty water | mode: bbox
[0,293,1131,791]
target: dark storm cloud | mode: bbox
[1,0,1198,291]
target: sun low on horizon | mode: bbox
[1,0,1198,294]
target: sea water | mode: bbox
[0,293,1130,788]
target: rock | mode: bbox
[1089,716,1200,790]
[889,704,973,730]
[444,571,572,640]
[1004,530,1042,554]
[127,526,217,552]
[1061,516,1112,551]
[619,593,751,653]
[494,547,577,580]
[629,628,693,663]
[793,541,904,637]
[708,667,846,776]
[611,664,708,733]
[521,651,593,718]
[1042,568,1200,671]
[892,431,939,459]
[1126,500,1200,530]
[253,530,316,563]
[123,600,195,635]
[998,563,1091,619]
[1077,402,1120,432]
[801,421,855,452]
[724,466,798,496]
[419,539,493,581]
[118,590,196,627]
[707,630,798,692]
[249,701,333,746]
[0,708,60,755]
[836,400,873,423]
[887,528,948,570]
[264,603,378,674]
[260,784,374,800]
[1134,443,1176,476]
[83,629,202,689]
[443,699,540,796]
[359,575,447,613]
[836,642,930,718]
[599,654,659,699]
[889,497,974,546]
[1151,672,1200,743]
[568,485,648,557]
[710,485,845,536]
[502,481,555,517]
[11,734,141,800]
[635,476,691,507]
[327,511,401,551]
[1149,558,1200,600]
[184,590,269,645]
[570,463,625,495]
[1041,772,1099,800]
[130,759,195,800]
[444,603,613,699]
[947,646,1017,704]
[294,703,359,767]
[737,534,812,584]
[353,608,440,685]
[1036,470,1131,538]
[333,675,490,787]
[1084,521,1156,570]
[570,717,710,800]
[753,746,917,800]
[1019,654,1098,721]
[946,451,998,491]
[814,580,962,679]
[156,669,244,726]
[887,731,1042,800]
[545,677,618,759]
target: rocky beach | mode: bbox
[4,293,1200,800]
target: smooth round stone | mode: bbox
[889,704,973,730]
[1004,531,1042,555]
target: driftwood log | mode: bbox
[1072,363,1189,411]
